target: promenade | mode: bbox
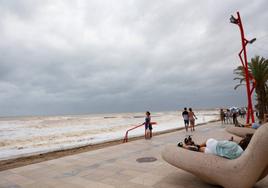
[0,121,267,188]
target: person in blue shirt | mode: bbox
[144,111,152,139]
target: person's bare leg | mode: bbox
[145,130,149,139]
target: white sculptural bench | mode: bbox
[162,124,268,188]
[225,126,256,137]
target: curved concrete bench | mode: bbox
[225,126,256,137]
[162,124,268,188]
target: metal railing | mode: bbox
[123,122,157,143]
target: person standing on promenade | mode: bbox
[182,108,189,132]
[144,111,152,139]
[189,108,197,131]
[232,111,238,125]
[220,109,225,124]
[226,109,231,124]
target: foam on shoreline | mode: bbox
[0,110,219,161]
[0,119,220,171]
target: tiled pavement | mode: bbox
[0,121,267,188]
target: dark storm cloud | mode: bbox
[0,0,268,116]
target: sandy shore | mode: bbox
[0,126,192,171]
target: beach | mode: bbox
[0,120,267,188]
[0,109,219,170]
[0,110,218,161]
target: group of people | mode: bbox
[220,109,237,125]
[182,107,197,132]
[144,109,254,160]
[220,108,262,129]
[143,108,198,139]
[177,108,258,160]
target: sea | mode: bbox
[0,109,219,160]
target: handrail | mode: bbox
[123,122,157,143]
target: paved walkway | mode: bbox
[0,121,267,188]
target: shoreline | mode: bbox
[0,120,219,171]
[0,108,219,120]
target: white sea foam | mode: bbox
[0,110,219,160]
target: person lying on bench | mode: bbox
[235,120,262,129]
[177,134,253,159]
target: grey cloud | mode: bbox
[0,0,267,116]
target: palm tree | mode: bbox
[234,55,268,120]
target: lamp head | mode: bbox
[230,15,239,24]
[249,38,256,44]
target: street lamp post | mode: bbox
[230,12,255,124]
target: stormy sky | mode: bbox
[0,0,268,116]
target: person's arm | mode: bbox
[178,142,201,152]
[193,113,197,119]
[178,143,192,149]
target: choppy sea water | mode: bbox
[0,110,219,160]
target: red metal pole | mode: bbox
[123,122,157,143]
[236,12,255,123]
[238,49,245,67]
